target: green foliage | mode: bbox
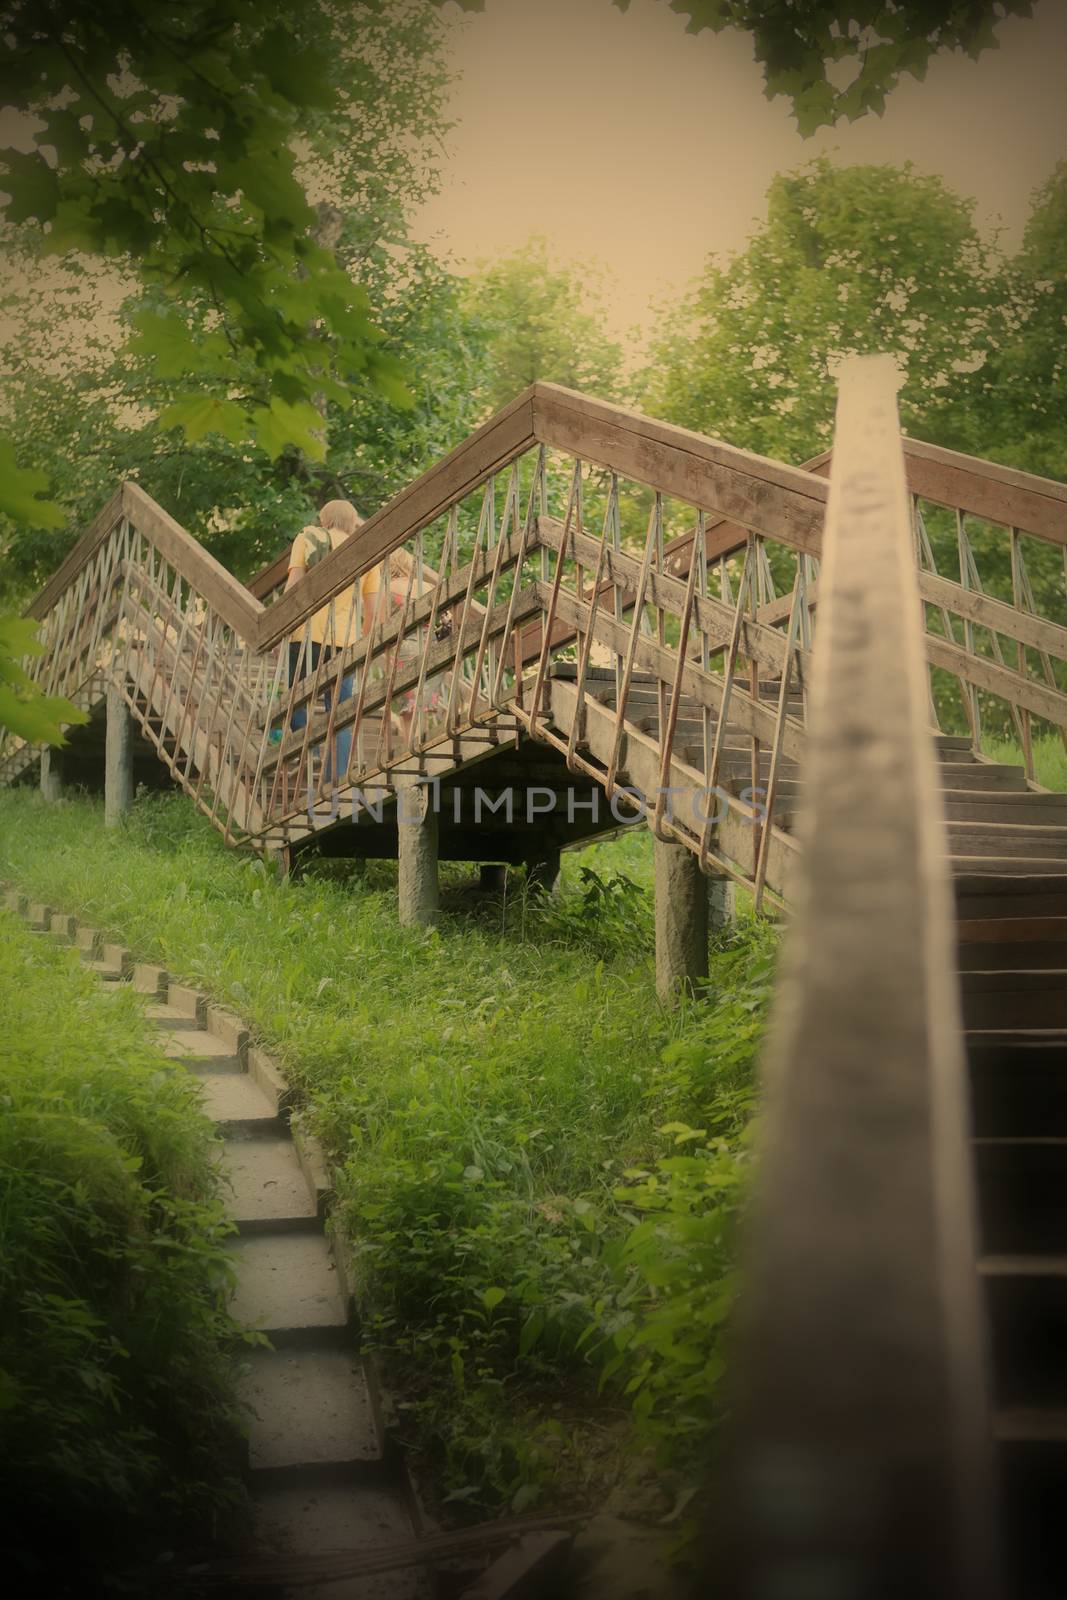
[618,2,1033,133]
[463,235,627,414]
[0,790,776,1521]
[0,910,252,1585]
[0,440,64,530]
[0,233,491,593]
[0,615,89,742]
[979,731,1067,793]
[641,158,999,463]
[0,2,428,457]
[965,161,1067,482]
[531,864,654,959]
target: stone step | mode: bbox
[245,1480,418,1596]
[229,1233,349,1343]
[242,1348,382,1475]
[162,1030,245,1072]
[198,1071,285,1134]
[145,1001,205,1031]
[85,941,132,980]
[218,1138,318,1232]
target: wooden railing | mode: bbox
[723,356,999,1598]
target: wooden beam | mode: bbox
[531,385,826,555]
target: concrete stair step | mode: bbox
[145,1002,205,1031]
[245,1480,419,1596]
[84,941,131,980]
[219,1138,318,1232]
[229,1233,349,1342]
[198,1071,285,1133]
[162,1030,245,1071]
[242,1348,382,1474]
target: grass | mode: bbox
[979,730,1067,791]
[0,905,251,1594]
[0,786,776,1533]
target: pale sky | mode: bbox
[413,0,1067,337]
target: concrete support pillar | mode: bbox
[397,779,439,927]
[40,746,64,802]
[104,684,135,827]
[526,846,561,896]
[708,871,738,932]
[478,864,508,893]
[654,836,709,1002]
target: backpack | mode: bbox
[300,526,332,569]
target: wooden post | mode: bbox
[104,683,135,827]
[397,778,439,927]
[654,835,708,1000]
[40,745,63,802]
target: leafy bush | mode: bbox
[0,912,251,1589]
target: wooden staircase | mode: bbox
[5,366,1067,1595]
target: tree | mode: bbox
[0,231,492,598]
[0,2,491,595]
[0,0,458,523]
[640,159,999,463]
[615,1,1034,134]
[968,161,1067,482]
[462,236,627,415]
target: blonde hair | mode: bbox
[318,499,361,535]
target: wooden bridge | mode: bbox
[5,357,1067,1597]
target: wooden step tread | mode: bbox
[959,918,1067,943]
[980,1255,1067,1278]
[994,1408,1067,1443]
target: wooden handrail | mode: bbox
[725,355,998,1597]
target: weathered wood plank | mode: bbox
[531,386,826,555]
[726,355,997,1597]
[925,634,1067,731]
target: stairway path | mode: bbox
[2,885,425,1600]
